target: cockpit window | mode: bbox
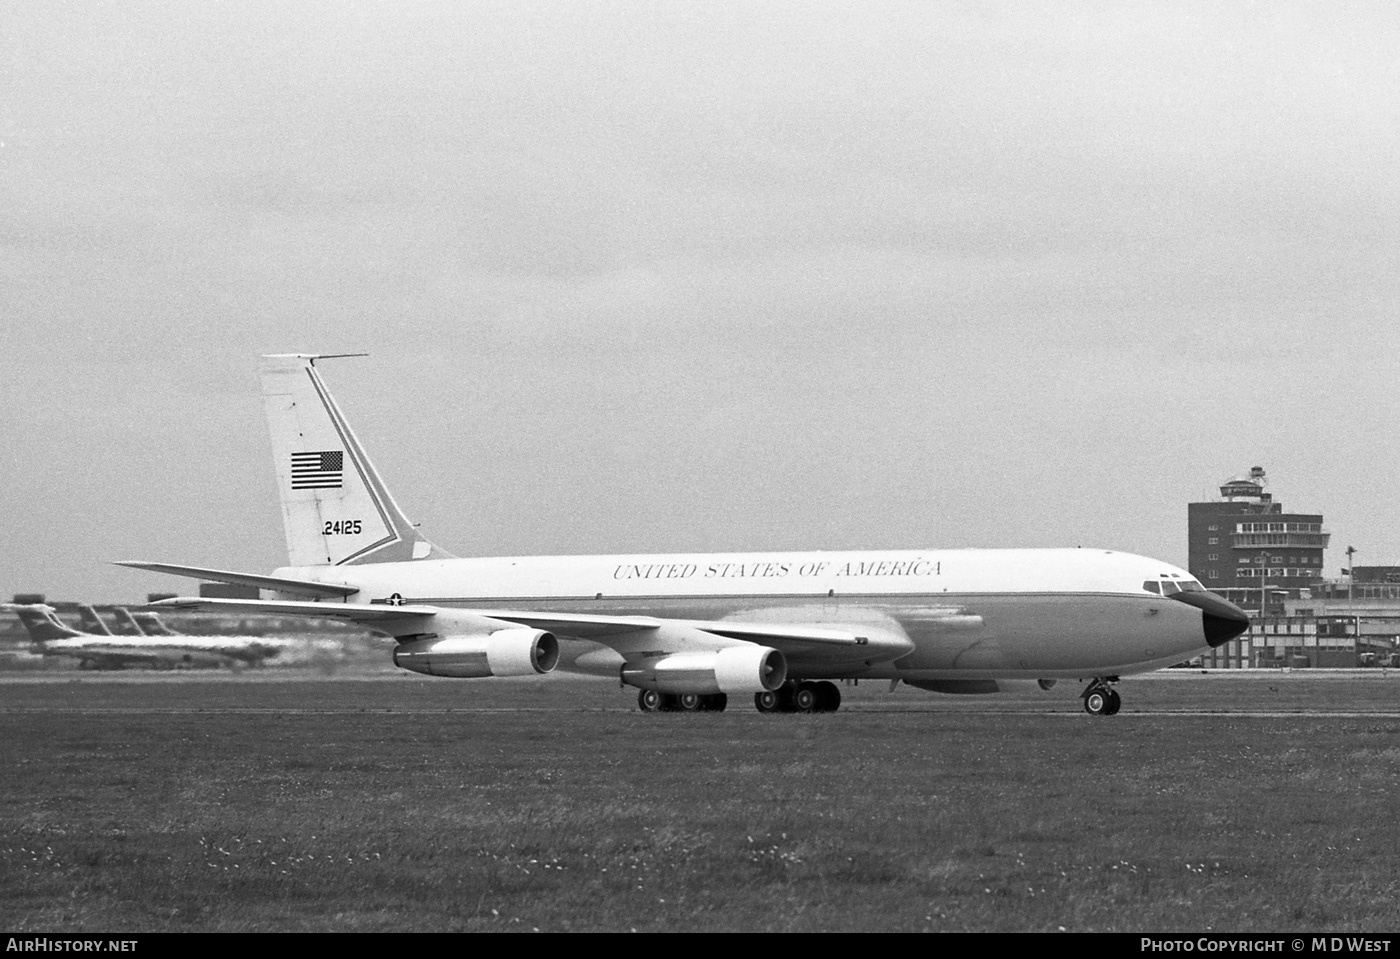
[1180,580,1205,592]
[1142,580,1161,594]
[1160,580,1182,596]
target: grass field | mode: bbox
[3,671,1400,932]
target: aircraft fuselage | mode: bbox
[272,547,1228,681]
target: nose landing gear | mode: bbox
[1081,678,1121,716]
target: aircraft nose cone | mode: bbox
[1170,590,1250,647]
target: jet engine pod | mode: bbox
[394,628,559,678]
[715,645,787,693]
[622,645,787,695]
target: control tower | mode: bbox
[1187,467,1330,613]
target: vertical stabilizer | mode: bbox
[259,354,453,568]
[113,608,151,636]
[130,610,179,636]
[7,606,85,644]
[78,605,115,636]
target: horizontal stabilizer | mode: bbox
[115,562,359,599]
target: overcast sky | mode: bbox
[3,2,1398,601]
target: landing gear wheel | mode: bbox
[676,693,703,712]
[754,690,782,713]
[1082,678,1122,717]
[638,689,663,712]
[701,693,728,712]
[814,681,842,713]
[792,682,819,713]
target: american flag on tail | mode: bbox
[291,450,344,490]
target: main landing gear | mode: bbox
[637,690,729,712]
[1081,678,1121,716]
[754,680,842,714]
[634,680,843,714]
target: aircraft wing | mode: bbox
[466,610,866,646]
[148,597,438,622]
[149,598,914,662]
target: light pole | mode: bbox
[1346,545,1358,655]
[1256,549,1270,666]
[1257,550,1270,616]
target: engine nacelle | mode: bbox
[622,645,787,694]
[394,628,559,678]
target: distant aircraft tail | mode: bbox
[128,610,178,636]
[259,354,454,568]
[7,605,84,644]
[113,608,152,636]
[78,605,116,636]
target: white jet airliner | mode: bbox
[121,354,1248,715]
[116,607,293,665]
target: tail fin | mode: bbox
[113,608,151,636]
[259,354,453,568]
[129,610,178,636]
[77,605,115,636]
[7,605,84,644]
